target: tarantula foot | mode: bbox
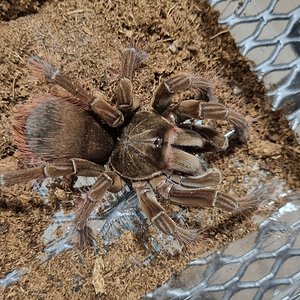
[174,226,199,245]
[237,179,281,212]
[236,194,260,212]
[29,55,58,82]
[71,225,95,249]
[227,110,249,142]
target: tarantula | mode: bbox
[0,44,258,248]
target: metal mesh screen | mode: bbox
[144,195,300,300]
[209,0,300,138]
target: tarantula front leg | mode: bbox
[29,57,124,127]
[180,121,229,150]
[114,46,147,113]
[150,175,259,212]
[0,158,104,186]
[152,74,248,141]
[73,171,124,248]
[133,181,198,245]
[152,74,211,114]
[176,100,248,142]
[165,127,228,174]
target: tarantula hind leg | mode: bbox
[133,181,199,245]
[0,158,104,186]
[72,171,124,249]
[29,56,124,127]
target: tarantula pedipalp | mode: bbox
[0,45,257,248]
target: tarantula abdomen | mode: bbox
[13,95,114,164]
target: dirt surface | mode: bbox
[0,0,46,21]
[0,0,299,299]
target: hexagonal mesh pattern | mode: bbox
[144,196,300,300]
[209,0,300,136]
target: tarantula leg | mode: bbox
[151,176,218,207]
[90,95,124,127]
[29,56,91,103]
[214,192,260,212]
[152,74,211,114]
[180,121,228,150]
[133,181,198,245]
[172,129,206,148]
[0,158,104,186]
[167,127,213,174]
[167,148,203,174]
[115,47,147,112]
[150,176,259,212]
[168,169,222,188]
[115,77,134,110]
[73,171,124,248]
[0,166,44,186]
[177,100,248,141]
[29,56,124,127]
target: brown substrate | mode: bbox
[0,0,47,21]
[0,0,299,299]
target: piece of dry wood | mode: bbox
[92,256,106,295]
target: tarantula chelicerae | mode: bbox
[0,45,258,248]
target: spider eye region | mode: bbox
[153,137,163,148]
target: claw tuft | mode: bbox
[227,110,249,142]
[71,225,95,249]
[29,55,59,82]
[174,226,199,245]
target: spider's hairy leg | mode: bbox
[121,45,147,80]
[168,168,222,188]
[73,171,124,249]
[165,128,208,174]
[150,175,260,212]
[177,100,249,142]
[115,46,147,112]
[180,121,228,150]
[166,148,203,174]
[29,56,92,103]
[152,74,211,114]
[29,56,124,127]
[133,181,198,245]
[0,159,104,186]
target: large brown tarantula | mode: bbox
[0,45,258,248]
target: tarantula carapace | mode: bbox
[0,45,258,248]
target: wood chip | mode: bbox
[92,256,106,295]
